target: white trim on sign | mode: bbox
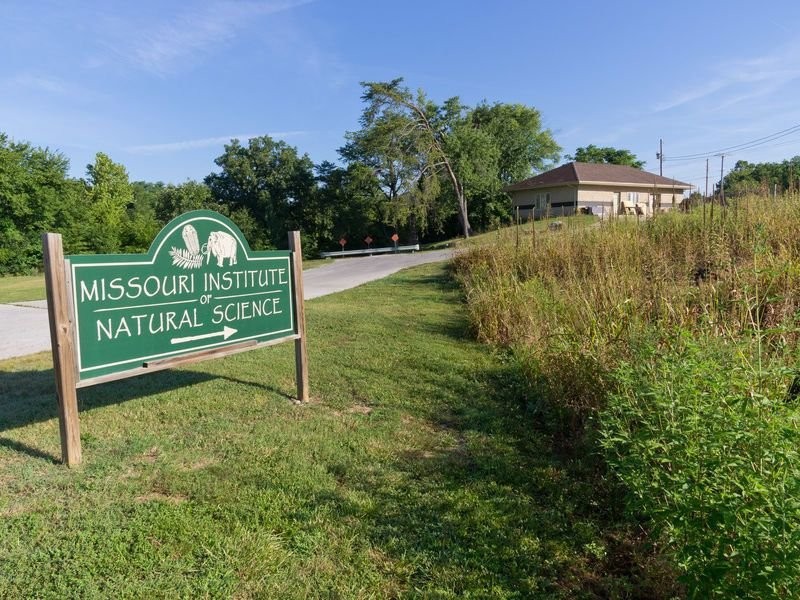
[70,215,295,377]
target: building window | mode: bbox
[535,193,551,208]
[627,192,639,203]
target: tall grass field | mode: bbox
[454,196,800,598]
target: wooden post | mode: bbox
[288,231,309,402]
[42,233,82,466]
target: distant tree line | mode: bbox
[721,156,800,197]
[1,77,661,275]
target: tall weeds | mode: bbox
[457,196,800,353]
[453,196,800,597]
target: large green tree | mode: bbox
[464,102,560,229]
[353,80,561,237]
[340,108,431,242]
[359,79,476,237]
[313,161,385,250]
[0,133,79,273]
[567,144,645,169]
[153,181,214,223]
[84,152,134,253]
[120,181,164,253]
[469,102,560,184]
[205,136,316,249]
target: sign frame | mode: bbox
[43,211,309,466]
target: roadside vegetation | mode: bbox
[453,195,800,597]
[1,263,678,597]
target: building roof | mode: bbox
[504,162,691,192]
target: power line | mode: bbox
[725,134,800,157]
[663,123,800,161]
[658,133,800,169]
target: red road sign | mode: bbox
[391,233,399,242]
[364,236,373,245]
[339,238,347,247]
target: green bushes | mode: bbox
[453,198,800,596]
[602,338,800,598]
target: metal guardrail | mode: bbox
[320,244,420,258]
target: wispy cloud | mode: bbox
[9,74,69,94]
[125,131,308,154]
[653,80,728,113]
[653,41,800,112]
[106,0,312,76]
[2,74,105,103]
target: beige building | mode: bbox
[504,162,692,219]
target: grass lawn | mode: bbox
[0,263,644,598]
[0,274,46,304]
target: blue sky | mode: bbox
[3,0,800,193]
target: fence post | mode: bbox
[42,233,82,466]
[288,231,309,402]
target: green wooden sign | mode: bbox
[68,210,296,382]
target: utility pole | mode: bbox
[704,158,709,231]
[720,154,725,206]
[657,139,663,176]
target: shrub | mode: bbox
[601,338,800,597]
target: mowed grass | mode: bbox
[458,214,598,249]
[0,263,642,598]
[0,259,333,304]
[422,214,599,252]
[0,274,46,303]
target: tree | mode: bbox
[0,133,77,273]
[205,136,316,249]
[340,108,430,242]
[120,181,164,252]
[354,80,562,237]
[153,181,214,223]
[84,152,134,253]
[359,79,475,237]
[465,102,560,229]
[469,102,560,184]
[567,144,645,169]
[313,161,384,250]
[721,157,800,197]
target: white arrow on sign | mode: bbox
[171,326,237,345]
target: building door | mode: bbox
[613,192,621,215]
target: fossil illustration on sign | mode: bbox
[169,225,204,269]
[169,225,238,269]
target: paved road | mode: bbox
[0,250,452,360]
[304,249,451,299]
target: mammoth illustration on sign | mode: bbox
[206,231,238,267]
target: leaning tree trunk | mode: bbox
[456,190,472,238]
[441,162,471,238]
